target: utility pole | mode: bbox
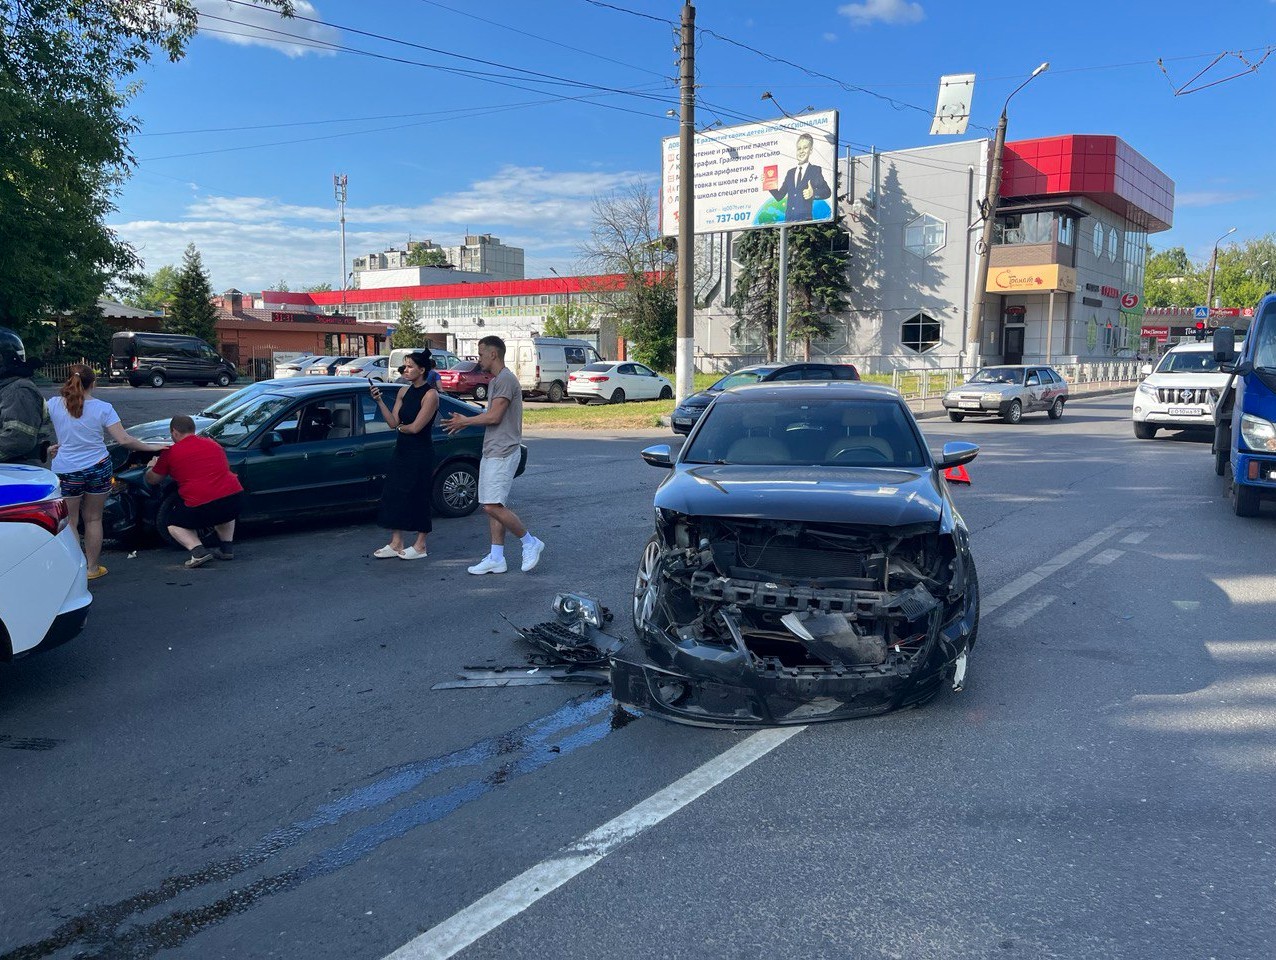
[776,227,789,362]
[967,63,1048,370]
[675,1,696,405]
[334,174,348,310]
[1206,226,1236,313]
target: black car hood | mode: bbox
[676,390,717,409]
[654,464,943,526]
[123,415,217,444]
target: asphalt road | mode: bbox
[3,390,1273,959]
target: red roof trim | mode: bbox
[263,273,646,307]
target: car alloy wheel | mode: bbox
[433,461,479,518]
[1048,398,1065,420]
[1002,399,1021,424]
[150,372,166,388]
[610,388,626,404]
[215,372,232,388]
[473,384,488,401]
[633,535,662,634]
[659,385,673,400]
[546,381,566,403]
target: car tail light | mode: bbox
[0,497,69,535]
[535,364,541,379]
[587,375,610,383]
[131,357,139,371]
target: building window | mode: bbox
[904,214,946,258]
[1092,222,1104,259]
[901,312,941,353]
[1107,226,1119,262]
[1057,215,1075,247]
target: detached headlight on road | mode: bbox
[1137,382,1157,397]
[1240,414,1276,453]
[981,392,1002,403]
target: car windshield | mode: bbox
[1154,351,1222,374]
[683,398,925,468]
[205,394,294,446]
[452,360,480,373]
[711,370,766,391]
[581,362,613,372]
[969,367,1023,385]
[202,382,272,417]
[1252,309,1276,370]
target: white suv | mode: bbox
[1132,341,1237,439]
[0,464,91,658]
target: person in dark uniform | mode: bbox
[369,351,438,560]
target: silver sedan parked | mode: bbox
[942,365,1069,424]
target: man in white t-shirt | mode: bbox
[441,335,545,575]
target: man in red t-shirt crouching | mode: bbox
[145,415,245,568]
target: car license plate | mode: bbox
[673,418,691,427]
[1168,407,1202,416]
[959,401,982,410]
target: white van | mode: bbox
[507,337,602,402]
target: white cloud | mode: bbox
[1177,190,1256,208]
[823,32,839,42]
[113,165,650,290]
[838,0,925,27]
[195,1,339,58]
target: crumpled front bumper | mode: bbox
[613,586,977,729]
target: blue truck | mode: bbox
[1212,291,1276,516]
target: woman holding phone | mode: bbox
[370,351,438,559]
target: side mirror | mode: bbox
[1213,326,1237,365]
[260,431,284,453]
[1140,363,1153,377]
[937,441,979,470]
[640,444,674,469]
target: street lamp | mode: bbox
[549,267,571,332]
[968,61,1049,368]
[1205,226,1236,312]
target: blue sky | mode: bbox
[114,0,1276,291]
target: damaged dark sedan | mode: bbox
[613,382,980,727]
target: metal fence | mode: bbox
[889,361,1142,401]
[36,361,101,384]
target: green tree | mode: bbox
[273,279,291,293]
[166,244,218,344]
[123,265,180,313]
[0,0,291,340]
[304,282,334,293]
[58,302,114,367]
[542,301,594,339]
[732,224,851,361]
[730,230,781,359]
[579,183,676,370]
[406,246,450,268]
[786,223,852,360]
[1144,246,1203,309]
[392,297,425,348]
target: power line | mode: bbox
[415,0,668,79]
[580,0,675,26]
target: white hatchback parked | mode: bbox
[0,464,91,659]
[567,361,673,405]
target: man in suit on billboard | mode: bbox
[767,133,831,223]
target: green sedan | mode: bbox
[103,379,525,546]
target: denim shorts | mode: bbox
[58,457,114,498]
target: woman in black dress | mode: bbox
[370,352,438,560]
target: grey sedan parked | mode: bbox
[942,365,1069,424]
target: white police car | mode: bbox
[0,464,91,658]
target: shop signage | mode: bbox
[987,264,1077,293]
[270,311,349,325]
[1121,293,1140,309]
[1141,325,1169,341]
[1101,285,1120,298]
[1084,283,1101,293]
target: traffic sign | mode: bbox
[1193,306,1209,320]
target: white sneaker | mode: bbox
[520,537,545,572]
[399,546,428,560]
[467,555,507,575]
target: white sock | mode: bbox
[490,544,505,561]
[521,532,538,547]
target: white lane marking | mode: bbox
[982,521,1131,616]
[998,593,1057,629]
[1121,531,1150,545]
[1089,548,1125,565]
[385,726,805,960]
